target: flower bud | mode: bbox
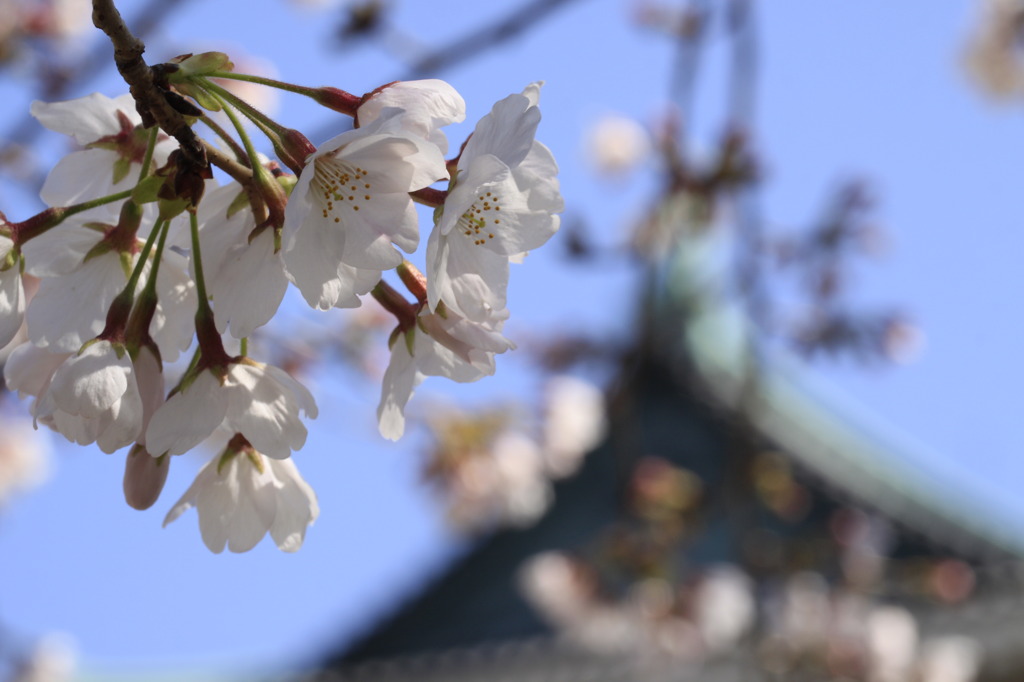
[123,445,169,510]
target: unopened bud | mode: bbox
[274,128,316,175]
[312,86,360,117]
[167,52,235,80]
[123,445,170,510]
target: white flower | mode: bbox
[427,82,563,321]
[22,207,197,359]
[283,111,447,309]
[197,184,288,338]
[377,307,514,441]
[31,93,176,206]
[357,79,466,155]
[448,430,551,530]
[919,636,980,682]
[0,231,25,349]
[867,606,918,682]
[163,440,319,553]
[693,566,754,652]
[145,358,317,459]
[0,416,49,505]
[541,375,605,478]
[18,340,162,454]
[585,113,651,174]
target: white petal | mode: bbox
[377,340,419,441]
[41,149,132,207]
[49,341,130,418]
[221,456,277,553]
[27,252,127,352]
[149,250,198,362]
[0,267,25,348]
[31,93,135,144]
[357,79,466,154]
[463,86,542,169]
[96,375,144,453]
[267,457,319,552]
[224,363,308,459]
[212,230,288,339]
[3,343,69,399]
[22,223,104,277]
[145,371,226,456]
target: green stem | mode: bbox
[125,218,172,354]
[208,71,339,99]
[139,127,159,180]
[198,114,249,166]
[199,78,280,139]
[124,219,164,296]
[206,71,360,116]
[205,86,274,188]
[189,210,210,306]
[99,218,164,342]
[189,206,231,369]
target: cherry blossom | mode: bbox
[163,437,319,553]
[145,358,318,459]
[15,61,564,553]
[21,207,197,360]
[30,93,176,206]
[283,110,447,309]
[427,82,563,321]
[377,307,514,440]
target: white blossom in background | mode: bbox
[283,110,447,308]
[585,113,651,175]
[0,416,49,506]
[776,571,831,651]
[519,551,591,626]
[693,565,755,652]
[13,632,77,682]
[427,82,563,322]
[377,307,514,440]
[541,375,606,478]
[146,359,318,459]
[919,636,980,682]
[447,430,551,530]
[163,441,319,553]
[867,606,919,682]
[30,93,176,206]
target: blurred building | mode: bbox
[305,215,1024,682]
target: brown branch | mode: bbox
[91,0,206,170]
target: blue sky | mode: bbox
[0,0,1022,677]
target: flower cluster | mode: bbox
[2,58,562,552]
